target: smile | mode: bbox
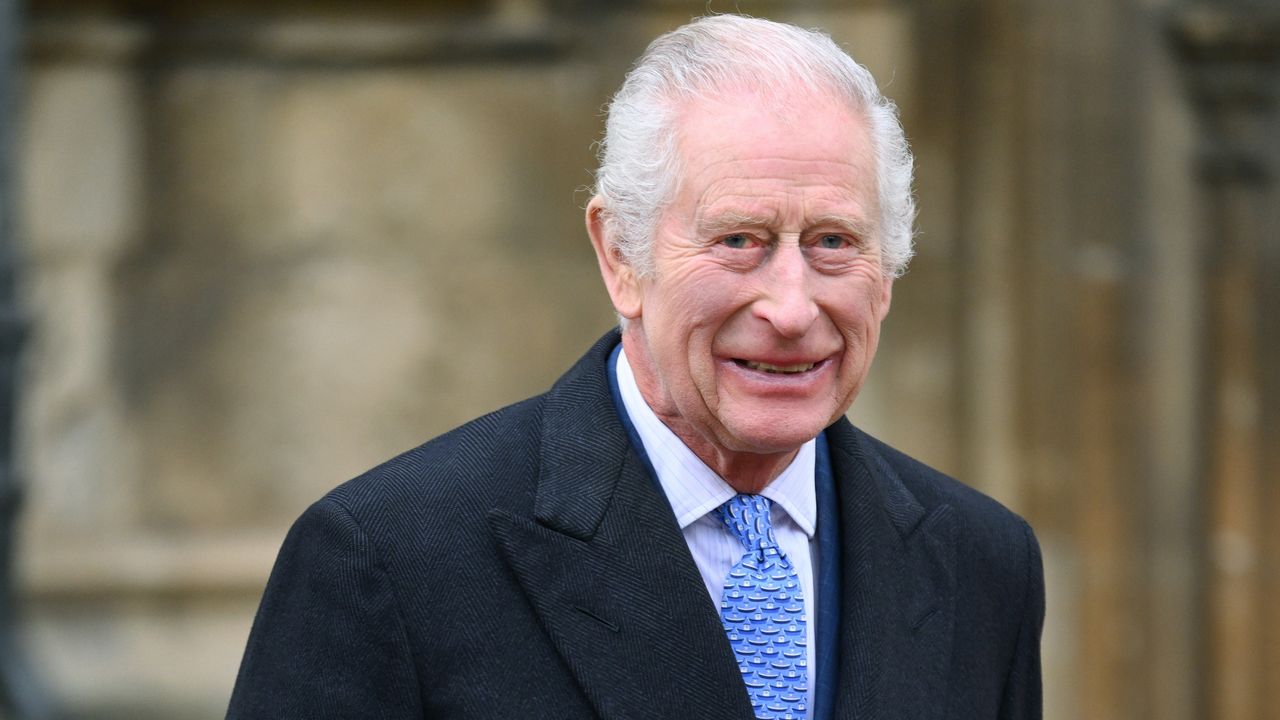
[733,359,820,374]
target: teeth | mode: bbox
[744,360,816,374]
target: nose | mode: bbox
[752,243,819,338]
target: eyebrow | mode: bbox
[696,212,774,235]
[810,214,878,240]
[696,211,878,240]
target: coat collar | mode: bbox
[826,420,958,719]
[488,332,754,719]
[489,332,957,720]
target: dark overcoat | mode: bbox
[228,332,1044,719]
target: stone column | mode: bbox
[1170,4,1280,718]
[0,0,51,717]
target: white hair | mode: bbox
[592,14,916,278]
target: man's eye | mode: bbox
[721,234,751,249]
[818,234,848,249]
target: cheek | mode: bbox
[828,280,888,343]
[648,272,738,328]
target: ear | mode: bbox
[586,196,643,320]
[877,275,893,321]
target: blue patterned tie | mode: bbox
[718,495,808,720]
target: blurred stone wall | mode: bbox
[10,0,1276,719]
[14,2,925,716]
[18,4,623,716]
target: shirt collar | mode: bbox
[615,347,817,539]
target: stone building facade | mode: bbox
[9,0,1278,718]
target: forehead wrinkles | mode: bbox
[666,89,881,235]
[695,168,865,201]
[691,172,873,227]
[669,91,869,174]
[675,143,878,214]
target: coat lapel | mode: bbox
[489,333,957,720]
[488,335,754,720]
[827,420,957,720]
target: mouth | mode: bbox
[732,359,822,375]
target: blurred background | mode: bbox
[0,0,1276,718]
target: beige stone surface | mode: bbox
[20,65,143,255]
[11,2,1275,719]
[30,596,263,719]
[20,62,144,545]
[17,15,617,715]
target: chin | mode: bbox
[719,416,829,455]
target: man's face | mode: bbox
[612,87,893,461]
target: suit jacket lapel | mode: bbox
[827,420,957,720]
[489,333,958,720]
[488,334,754,720]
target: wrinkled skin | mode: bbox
[588,88,893,492]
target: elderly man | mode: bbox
[229,15,1043,720]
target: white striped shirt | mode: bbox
[615,348,818,715]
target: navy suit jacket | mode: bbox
[228,331,1044,719]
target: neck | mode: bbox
[706,452,799,495]
[619,330,802,493]
[655,411,799,494]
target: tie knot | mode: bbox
[717,494,779,555]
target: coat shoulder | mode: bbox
[298,332,622,558]
[846,426,1040,588]
[321,393,550,540]
[842,424,1045,715]
[860,429,1031,531]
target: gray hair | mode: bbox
[592,14,916,278]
